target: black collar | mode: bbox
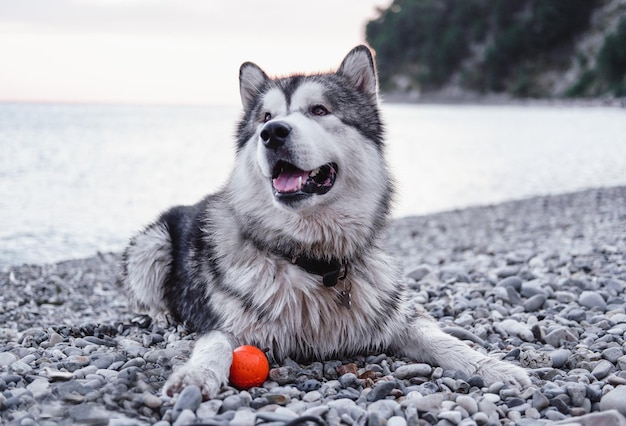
[290,255,349,287]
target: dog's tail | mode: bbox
[121,221,172,319]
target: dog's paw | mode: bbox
[475,357,531,389]
[162,365,222,400]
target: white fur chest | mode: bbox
[214,256,404,362]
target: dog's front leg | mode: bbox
[163,330,234,399]
[394,314,531,388]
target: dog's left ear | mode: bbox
[337,45,378,97]
[239,62,270,110]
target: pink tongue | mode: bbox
[273,169,309,193]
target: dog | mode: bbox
[121,45,530,398]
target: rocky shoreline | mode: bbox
[1,186,626,425]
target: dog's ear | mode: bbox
[337,45,378,97]
[239,62,269,110]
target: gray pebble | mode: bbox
[302,390,322,402]
[367,380,397,402]
[600,386,626,416]
[566,383,587,406]
[544,327,578,347]
[591,359,614,379]
[566,308,587,322]
[338,372,362,389]
[520,280,546,298]
[555,409,626,426]
[387,416,407,426]
[496,276,523,291]
[405,405,418,426]
[393,363,432,379]
[550,349,571,368]
[10,360,33,374]
[229,409,256,426]
[367,399,398,419]
[456,395,478,415]
[402,393,446,412]
[68,403,110,425]
[172,409,196,426]
[296,379,321,392]
[269,366,298,385]
[617,355,626,370]
[221,394,248,412]
[368,412,384,426]
[439,410,463,424]
[520,349,551,368]
[172,385,202,420]
[499,319,534,341]
[142,392,162,409]
[579,291,607,311]
[0,352,17,366]
[523,294,546,312]
[603,347,624,363]
[407,265,431,281]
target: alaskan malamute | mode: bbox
[122,45,530,397]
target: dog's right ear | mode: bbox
[239,62,269,110]
[337,45,378,98]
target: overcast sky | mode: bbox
[0,0,391,105]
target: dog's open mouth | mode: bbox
[271,161,338,197]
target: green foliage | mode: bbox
[480,0,597,93]
[366,0,489,90]
[366,0,600,97]
[597,18,626,96]
[566,17,626,98]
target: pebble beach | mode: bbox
[1,186,626,425]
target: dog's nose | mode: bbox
[260,121,291,149]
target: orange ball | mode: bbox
[229,345,270,390]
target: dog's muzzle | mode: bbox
[271,161,338,196]
[261,121,338,199]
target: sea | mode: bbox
[1,102,625,267]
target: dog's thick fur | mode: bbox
[121,45,530,397]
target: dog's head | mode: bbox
[231,46,393,256]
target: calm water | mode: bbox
[1,102,625,267]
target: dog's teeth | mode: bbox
[298,176,303,189]
[310,168,320,177]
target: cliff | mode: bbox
[366,0,626,102]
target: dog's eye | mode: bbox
[311,105,329,116]
[263,112,272,122]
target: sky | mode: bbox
[0,0,391,105]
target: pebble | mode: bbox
[172,385,202,420]
[456,395,478,415]
[600,386,626,416]
[523,294,546,312]
[520,349,552,368]
[550,349,571,368]
[142,392,163,408]
[367,399,398,419]
[172,409,196,426]
[499,319,534,341]
[544,327,578,347]
[0,352,17,366]
[496,276,523,291]
[592,359,614,379]
[2,188,626,425]
[393,363,432,379]
[68,403,110,425]
[367,380,397,402]
[579,291,607,311]
[556,409,626,426]
[387,416,408,426]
